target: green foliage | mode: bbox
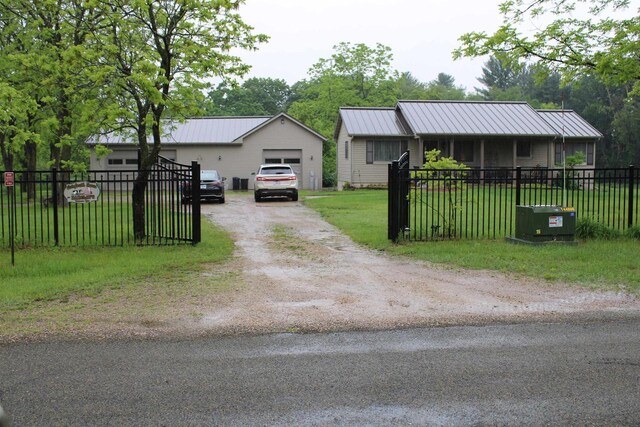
[566,151,587,168]
[414,149,470,237]
[576,218,621,240]
[422,149,469,172]
[455,0,640,95]
[626,225,640,239]
[287,42,401,187]
[204,78,293,116]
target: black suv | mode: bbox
[182,170,225,203]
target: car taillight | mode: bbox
[256,176,297,181]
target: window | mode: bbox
[555,142,593,165]
[586,142,594,165]
[108,158,123,165]
[517,141,531,158]
[284,158,300,164]
[345,141,349,159]
[454,142,474,162]
[125,159,138,165]
[265,158,281,164]
[366,140,408,164]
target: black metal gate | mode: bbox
[388,151,410,242]
[0,156,201,247]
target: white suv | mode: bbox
[254,164,299,202]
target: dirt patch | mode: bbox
[187,194,639,335]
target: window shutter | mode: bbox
[366,141,374,164]
[587,142,594,165]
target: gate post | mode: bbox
[388,161,399,241]
[191,161,201,244]
[515,166,522,206]
[629,165,635,228]
[52,168,59,246]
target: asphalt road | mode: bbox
[1,318,639,426]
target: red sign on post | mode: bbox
[4,172,14,187]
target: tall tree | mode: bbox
[476,56,518,97]
[204,78,292,116]
[454,0,640,95]
[288,42,399,186]
[0,0,105,173]
[308,42,398,101]
[395,71,429,99]
[94,0,267,239]
[424,73,466,100]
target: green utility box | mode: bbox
[513,205,576,243]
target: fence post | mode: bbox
[52,167,59,246]
[629,165,635,228]
[191,161,201,244]
[515,166,522,206]
[388,161,399,241]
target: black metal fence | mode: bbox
[0,157,201,248]
[389,151,639,241]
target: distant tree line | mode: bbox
[202,44,638,187]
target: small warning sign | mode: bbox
[549,215,563,228]
[4,172,14,187]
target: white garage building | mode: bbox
[88,113,326,190]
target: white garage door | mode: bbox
[263,150,302,184]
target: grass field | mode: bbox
[0,219,234,312]
[304,190,640,293]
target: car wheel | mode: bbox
[220,197,225,204]
[291,193,298,202]
[254,193,261,202]
[181,197,190,204]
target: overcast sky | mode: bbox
[235,0,506,93]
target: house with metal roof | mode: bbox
[89,112,326,190]
[334,100,602,189]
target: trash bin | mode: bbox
[240,178,249,191]
[232,177,240,190]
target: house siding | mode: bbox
[336,123,353,190]
[346,137,420,188]
[89,115,324,190]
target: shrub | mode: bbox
[575,218,620,239]
[625,225,640,239]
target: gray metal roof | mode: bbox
[397,101,559,137]
[339,107,411,137]
[92,116,271,145]
[537,110,603,139]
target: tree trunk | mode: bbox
[132,170,150,241]
[24,139,37,199]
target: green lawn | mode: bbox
[0,219,234,312]
[304,190,640,293]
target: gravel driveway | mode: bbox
[194,194,639,334]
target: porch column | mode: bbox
[450,139,455,159]
[512,139,518,168]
